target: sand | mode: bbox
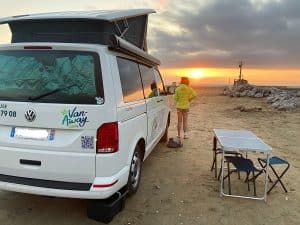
[0,87,299,225]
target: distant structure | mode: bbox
[234,60,248,86]
[239,60,243,80]
[166,81,177,94]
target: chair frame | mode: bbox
[223,156,261,196]
[257,157,290,194]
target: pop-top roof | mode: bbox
[0,9,160,65]
[0,9,155,24]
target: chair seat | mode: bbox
[228,157,260,172]
[260,156,288,165]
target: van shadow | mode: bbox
[0,190,99,225]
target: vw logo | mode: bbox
[24,109,36,122]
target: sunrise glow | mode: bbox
[190,69,205,79]
[160,67,300,86]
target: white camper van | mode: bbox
[0,9,170,207]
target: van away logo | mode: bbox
[61,107,89,128]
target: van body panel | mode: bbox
[0,41,170,200]
[0,146,95,183]
[95,112,147,178]
[0,43,117,186]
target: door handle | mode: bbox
[20,159,41,166]
[156,99,163,103]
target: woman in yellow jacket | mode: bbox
[173,77,197,139]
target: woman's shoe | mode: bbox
[184,132,189,139]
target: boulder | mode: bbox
[254,92,264,98]
[247,90,256,97]
[266,95,276,103]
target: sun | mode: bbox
[190,69,204,79]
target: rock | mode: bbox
[272,101,281,108]
[254,92,264,98]
[236,86,246,93]
[153,184,160,190]
[223,87,231,96]
[241,107,262,112]
[263,89,271,97]
[248,90,257,97]
[240,91,247,97]
[234,106,245,111]
[234,106,262,112]
[234,92,241,97]
[266,95,275,103]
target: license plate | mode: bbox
[10,127,55,141]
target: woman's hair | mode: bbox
[151,81,157,90]
[181,77,190,85]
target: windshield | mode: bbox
[0,50,103,104]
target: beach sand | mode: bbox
[0,87,299,225]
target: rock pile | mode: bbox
[223,83,300,110]
[234,105,262,112]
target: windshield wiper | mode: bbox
[28,84,77,101]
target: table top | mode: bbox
[213,129,258,139]
[213,129,272,152]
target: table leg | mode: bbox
[252,170,256,196]
[263,153,270,202]
[220,149,225,197]
[227,161,231,195]
[213,136,217,178]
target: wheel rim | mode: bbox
[130,152,141,189]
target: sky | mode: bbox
[0,0,299,86]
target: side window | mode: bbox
[117,57,144,103]
[139,64,158,98]
[154,69,165,95]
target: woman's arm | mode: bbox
[173,88,179,102]
[189,87,197,101]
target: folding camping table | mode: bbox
[213,129,272,201]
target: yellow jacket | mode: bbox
[173,84,197,109]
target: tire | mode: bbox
[160,126,168,143]
[127,146,143,196]
[160,114,170,143]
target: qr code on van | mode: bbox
[81,136,94,149]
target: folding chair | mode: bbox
[217,153,243,180]
[211,136,242,178]
[223,156,261,196]
[257,156,290,194]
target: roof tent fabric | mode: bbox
[8,16,148,50]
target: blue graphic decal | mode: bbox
[10,127,16,138]
[61,107,89,128]
[49,129,55,141]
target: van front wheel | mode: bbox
[127,146,142,196]
[160,127,168,143]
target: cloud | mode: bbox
[148,0,300,68]
[0,0,299,69]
